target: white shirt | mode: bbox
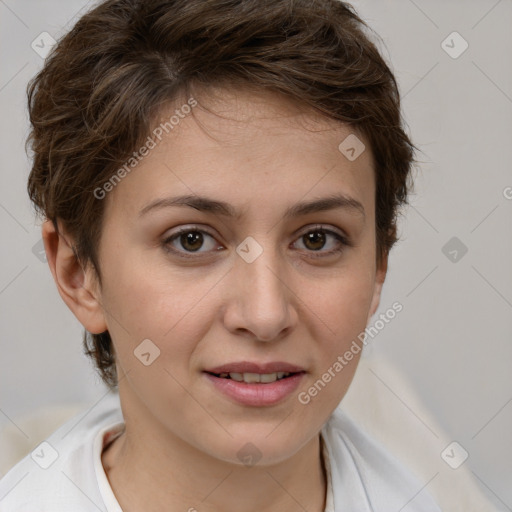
[0,393,441,511]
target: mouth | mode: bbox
[205,370,303,384]
[203,362,307,406]
[204,361,306,383]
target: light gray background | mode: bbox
[1,0,511,508]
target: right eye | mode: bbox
[161,226,224,258]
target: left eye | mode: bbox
[293,227,348,256]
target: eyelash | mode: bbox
[161,225,351,260]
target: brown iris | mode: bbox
[180,231,204,252]
[303,231,326,251]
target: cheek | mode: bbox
[99,250,219,369]
[299,268,375,407]
[309,264,375,348]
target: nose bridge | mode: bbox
[238,234,287,305]
[229,233,294,339]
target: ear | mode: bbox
[366,251,388,324]
[41,219,107,334]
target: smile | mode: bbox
[204,370,306,407]
[211,371,294,383]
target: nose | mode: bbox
[222,241,298,342]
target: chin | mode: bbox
[199,428,315,468]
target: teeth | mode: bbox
[219,372,292,383]
[242,372,261,383]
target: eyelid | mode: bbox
[292,225,351,258]
[296,223,348,240]
[163,224,219,239]
[162,223,351,259]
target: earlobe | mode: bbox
[41,219,107,334]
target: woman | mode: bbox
[0,0,440,510]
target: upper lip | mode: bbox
[205,361,306,374]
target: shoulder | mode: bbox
[321,406,442,512]
[0,393,123,512]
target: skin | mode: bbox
[42,86,387,512]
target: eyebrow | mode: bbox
[138,193,365,221]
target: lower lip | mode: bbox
[204,372,305,407]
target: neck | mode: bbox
[102,397,327,512]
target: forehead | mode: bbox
[103,86,375,223]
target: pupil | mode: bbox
[182,231,203,251]
[304,231,325,251]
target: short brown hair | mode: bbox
[26,0,417,389]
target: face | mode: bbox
[55,86,386,466]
